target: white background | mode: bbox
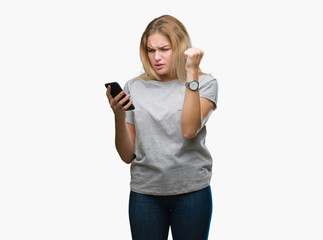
[1,0,322,239]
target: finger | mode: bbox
[106,85,113,102]
[110,91,126,107]
[118,94,131,106]
[192,48,203,57]
[113,91,126,103]
[184,48,192,57]
[123,100,133,111]
[184,48,200,58]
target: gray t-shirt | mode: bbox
[124,74,218,195]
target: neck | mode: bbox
[160,74,177,82]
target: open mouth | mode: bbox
[155,64,164,70]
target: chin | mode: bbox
[156,70,169,75]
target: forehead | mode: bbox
[147,33,171,48]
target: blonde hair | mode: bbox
[136,15,203,82]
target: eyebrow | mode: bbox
[147,45,171,50]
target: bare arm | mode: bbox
[106,86,135,164]
[114,120,135,164]
[181,48,215,139]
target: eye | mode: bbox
[147,49,155,53]
[161,48,170,51]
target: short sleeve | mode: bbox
[199,75,218,109]
[123,81,135,125]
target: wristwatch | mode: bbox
[185,80,199,91]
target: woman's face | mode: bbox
[147,33,174,81]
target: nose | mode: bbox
[154,50,161,61]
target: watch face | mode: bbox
[190,81,199,90]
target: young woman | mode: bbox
[106,15,218,240]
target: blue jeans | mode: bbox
[129,186,212,240]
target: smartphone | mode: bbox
[105,82,135,110]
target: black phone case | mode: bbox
[105,82,135,111]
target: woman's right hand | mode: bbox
[106,85,133,120]
[106,85,136,164]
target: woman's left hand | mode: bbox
[184,48,204,71]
